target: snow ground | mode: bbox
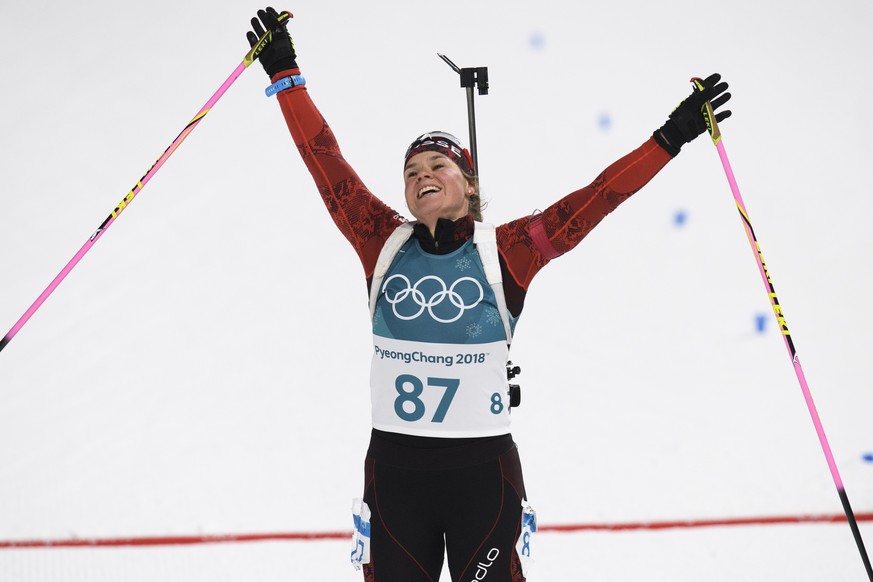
[1,0,871,580]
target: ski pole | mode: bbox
[693,77,873,580]
[0,11,292,354]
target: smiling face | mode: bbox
[403,151,472,234]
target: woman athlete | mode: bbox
[246,8,731,581]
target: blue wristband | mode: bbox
[265,75,306,97]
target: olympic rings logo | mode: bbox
[381,274,484,323]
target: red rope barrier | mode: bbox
[538,512,873,532]
[2,513,871,549]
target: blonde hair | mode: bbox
[464,171,485,221]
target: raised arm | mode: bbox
[498,75,732,298]
[247,8,405,279]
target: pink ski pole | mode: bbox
[693,77,873,580]
[0,12,292,353]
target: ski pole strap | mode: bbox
[265,75,306,97]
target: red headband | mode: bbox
[404,131,474,175]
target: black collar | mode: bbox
[411,215,475,255]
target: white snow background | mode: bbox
[1,0,871,580]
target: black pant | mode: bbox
[362,430,527,582]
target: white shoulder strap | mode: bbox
[368,221,513,345]
[369,222,415,321]
[473,222,513,345]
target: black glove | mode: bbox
[246,7,297,78]
[655,73,731,155]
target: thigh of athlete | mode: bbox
[444,447,527,582]
[362,457,446,581]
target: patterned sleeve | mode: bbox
[497,137,673,292]
[272,69,405,280]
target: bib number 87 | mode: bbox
[394,375,458,423]
[394,375,505,423]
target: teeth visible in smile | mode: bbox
[418,185,441,198]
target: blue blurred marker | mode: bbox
[529,31,545,50]
[673,209,687,227]
[755,313,767,334]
